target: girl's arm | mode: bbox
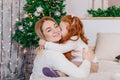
[45,41,78,53]
[90,62,99,72]
[39,39,78,53]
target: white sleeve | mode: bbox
[50,52,91,78]
[45,40,78,53]
[79,40,89,52]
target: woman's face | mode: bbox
[59,21,68,37]
[42,20,61,42]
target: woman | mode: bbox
[29,16,94,80]
[39,15,98,73]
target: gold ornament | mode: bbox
[32,1,35,3]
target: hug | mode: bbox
[29,15,99,80]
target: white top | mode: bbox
[45,36,98,62]
[45,36,87,54]
[29,50,91,80]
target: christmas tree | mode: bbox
[13,0,66,48]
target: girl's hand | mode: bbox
[89,46,95,51]
[82,48,95,62]
[39,39,46,47]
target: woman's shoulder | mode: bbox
[35,49,62,60]
[43,50,65,60]
[35,48,62,56]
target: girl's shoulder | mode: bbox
[70,36,82,41]
[70,36,78,40]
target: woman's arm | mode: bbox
[49,51,91,78]
[30,49,93,79]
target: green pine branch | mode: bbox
[87,6,120,17]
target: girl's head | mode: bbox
[35,16,61,42]
[59,15,88,44]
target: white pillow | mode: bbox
[95,33,120,60]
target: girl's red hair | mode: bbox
[60,15,88,60]
[60,15,88,44]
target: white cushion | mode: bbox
[98,60,120,72]
[95,33,120,60]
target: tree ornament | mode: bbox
[24,14,28,18]
[27,33,32,36]
[18,26,24,32]
[12,31,15,35]
[34,11,40,16]
[29,22,33,26]
[36,6,43,13]
[55,11,61,17]
[28,13,32,18]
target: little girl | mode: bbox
[39,15,98,77]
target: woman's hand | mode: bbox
[39,39,46,47]
[82,48,95,62]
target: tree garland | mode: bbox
[87,6,120,17]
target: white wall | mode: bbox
[82,19,120,46]
[65,1,120,46]
[65,0,108,17]
[65,0,91,18]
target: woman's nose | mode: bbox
[53,28,59,33]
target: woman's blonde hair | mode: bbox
[35,16,57,55]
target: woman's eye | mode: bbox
[55,25,59,28]
[47,29,51,32]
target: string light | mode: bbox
[9,62,12,65]
[15,65,18,68]
[23,48,27,54]
[0,0,22,79]
[1,61,3,65]
[16,58,19,61]
[15,18,19,22]
[7,50,10,53]
[20,45,23,48]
